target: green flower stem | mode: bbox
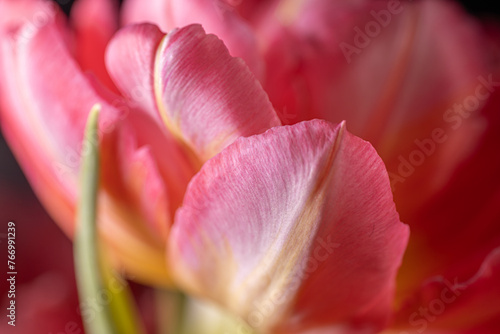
[74,104,144,334]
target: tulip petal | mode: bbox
[394,247,500,333]
[121,0,263,77]
[105,23,165,123]
[71,0,119,91]
[154,24,281,160]
[169,120,409,332]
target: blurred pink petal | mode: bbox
[259,1,489,208]
[71,0,119,91]
[0,187,82,334]
[122,0,263,77]
[394,247,500,333]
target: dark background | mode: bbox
[460,1,500,17]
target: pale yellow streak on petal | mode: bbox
[173,123,347,330]
[153,34,204,168]
[99,192,173,287]
[233,123,346,328]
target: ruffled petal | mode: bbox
[154,24,280,160]
[168,120,409,332]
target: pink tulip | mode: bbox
[1,0,498,333]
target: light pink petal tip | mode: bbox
[168,120,409,332]
[155,24,280,160]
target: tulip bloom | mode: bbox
[1,0,499,333]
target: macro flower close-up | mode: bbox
[0,0,499,333]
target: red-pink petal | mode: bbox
[394,77,500,305]
[394,248,500,333]
[261,0,485,135]
[154,24,280,160]
[0,4,120,233]
[259,1,490,212]
[168,120,409,332]
[0,6,176,286]
[71,0,119,91]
